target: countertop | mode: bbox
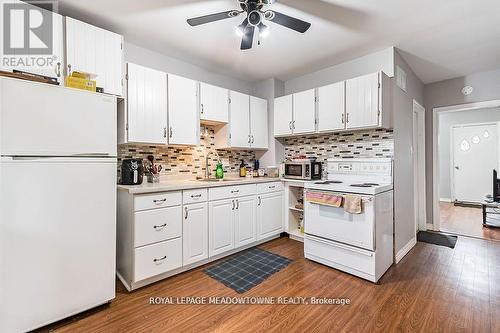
[117,177,282,194]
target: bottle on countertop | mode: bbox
[216,163,224,180]
[239,160,247,177]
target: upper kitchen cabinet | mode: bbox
[0,0,64,83]
[345,71,392,130]
[249,96,269,150]
[228,90,251,148]
[274,95,293,136]
[167,74,199,146]
[65,17,124,96]
[317,81,345,132]
[292,89,316,135]
[199,82,229,124]
[124,63,167,145]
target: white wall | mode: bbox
[438,108,500,200]
[284,47,395,95]
[124,42,255,95]
[424,68,500,224]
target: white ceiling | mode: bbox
[57,0,500,84]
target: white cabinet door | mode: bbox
[65,17,123,96]
[345,72,379,129]
[200,82,229,123]
[229,91,251,148]
[0,1,65,83]
[317,82,345,132]
[274,95,293,136]
[209,199,235,257]
[257,192,284,240]
[234,196,256,248]
[250,96,268,149]
[183,202,209,266]
[292,89,316,134]
[167,74,199,146]
[126,63,167,144]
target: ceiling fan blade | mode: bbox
[187,10,238,26]
[240,26,255,50]
[268,11,311,33]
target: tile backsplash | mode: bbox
[118,128,255,181]
[280,128,394,164]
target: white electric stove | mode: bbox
[304,158,394,283]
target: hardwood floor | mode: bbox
[41,236,500,333]
[440,202,500,241]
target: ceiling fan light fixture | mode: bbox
[258,23,269,38]
[235,18,249,37]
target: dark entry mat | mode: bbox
[417,231,457,248]
[205,248,292,294]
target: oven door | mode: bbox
[285,163,307,179]
[304,190,375,251]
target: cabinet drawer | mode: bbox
[134,238,182,282]
[257,182,283,194]
[134,191,182,211]
[183,189,208,205]
[209,184,256,201]
[134,206,182,247]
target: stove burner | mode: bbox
[350,183,380,188]
[315,180,343,185]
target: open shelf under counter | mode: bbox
[288,228,304,242]
[289,206,304,212]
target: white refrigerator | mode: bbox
[0,78,118,332]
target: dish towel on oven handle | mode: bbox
[305,191,343,208]
[344,195,363,214]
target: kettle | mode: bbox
[121,159,144,185]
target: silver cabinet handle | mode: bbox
[289,121,292,130]
[201,103,204,114]
[184,207,189,219]
[153,223,167,230]
[163,127,167,138]
[169,127,173,138]
[248,135,251,144]
[342,113,345,124]
[251,135,254,144]
[258,196,261,206]
[191,194,202,199]
[293,121,296,129]
[55,62,61,77]
[231,190,240,194]
[232,200,235,210]
[153,199,167,204]
[269,185,276,189]
[153,256,167,263]
[346,113,350,124]
[236,199,239,210]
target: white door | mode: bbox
[209,199,235,257]
[229,91,251,148]
[250,96,269,149]
[0,158,116,333]
[292,89,316,134]
[345,72,379,129]
[274,95,293,136]
[452,123,499,203]
[200,82,229,123]
[257,192,283,240]
[167,74,199,146]
[317,82,345,132]
[0,1,65,83]
[0,78,117,156]
[234,196,257,248]
[127,63,167,144]
[183,202,209,266]
[66,17,123,96]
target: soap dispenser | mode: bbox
[239,160,247,177]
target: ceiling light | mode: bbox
[235,19,248,37]
[258,23,269,38]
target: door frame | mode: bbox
[449,122,499,203]
[432,99,500,231]
[413,100,427,233]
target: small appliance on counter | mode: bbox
[284,157,322,180]
[121,159,144,185]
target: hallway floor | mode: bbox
[440,202,500,241]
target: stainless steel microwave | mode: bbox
[284,161,322,180]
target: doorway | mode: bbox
[433,101,500,240]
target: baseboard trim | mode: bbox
[440,198,452,203]
[395,237,417,264]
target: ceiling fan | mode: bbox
[187,0,311,50]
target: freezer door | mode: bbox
[0,78,117,156]
[0,158,116,332]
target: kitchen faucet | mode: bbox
[205,150,221,179]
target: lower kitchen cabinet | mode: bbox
[183,202,209,266]
[257,191,284,240]
[209,199,235,257]
[234,196,257,248]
